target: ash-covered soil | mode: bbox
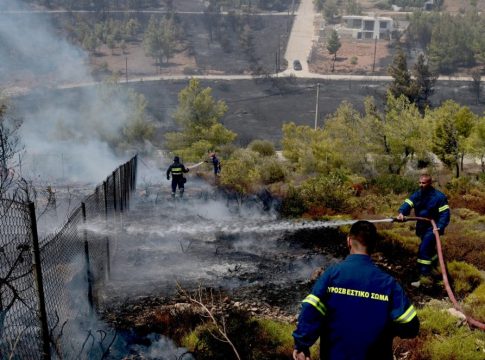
[96,180,446,343]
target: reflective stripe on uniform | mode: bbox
[171,168,183,174]
[394,305,417,324]
[302,294,327,316]
[404,199,414,207]
[417,258,432,265]
[439,205,450,212]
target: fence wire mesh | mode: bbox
[0,155,137,359]
[0,200,42,360]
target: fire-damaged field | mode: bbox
[85,178,441,358]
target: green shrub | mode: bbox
[423,327,485,360]
[370,174,416,195]
[300,172,353,213]
[418,304,459,337]
[259,157,286,184]
[447,261,482,297]
[464,283,485,323]
[281,185,307,217]
[180,311,296,359]
[248,139,276,157]
[446,176,474,195]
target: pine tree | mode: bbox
[388,48,418,103]
[327,29,341,72]
[413,54,437,113]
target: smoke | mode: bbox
[0,0,143,185]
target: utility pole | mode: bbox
[125,56,128,83]
[372,37,377,73]
[314,83,320,130]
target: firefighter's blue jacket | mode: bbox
[293,255,418,360]
[398,187,450,235]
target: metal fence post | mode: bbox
[103,181,108,220]
[119,166,124,213]
[81,203,94,313]
[112,171,117,214]
[29,202,51,360]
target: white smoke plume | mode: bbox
[0,0,142,185]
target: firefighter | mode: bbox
[397,174,450,287]
[292,221,419,360]
[166,156,189,198]
[206,152,221,177]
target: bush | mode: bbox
[370,174,416,195]
[248,139,276,157]
[281,185,307,217]
[181,311,295,359]
[423,327,485,360]
[446,176,474,195]
[418,304,460,337]
[299,172,354,213]
[447,261,482,298]
[259,157,286,184]
[464,283,485,323]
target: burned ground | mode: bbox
[95,183,444,358]
[14,78,485,148]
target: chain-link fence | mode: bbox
[0,155,137,359]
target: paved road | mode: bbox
[0,2,475,98]
[283,0,317,74]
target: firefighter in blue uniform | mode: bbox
[206,152,221,177]
[292,221,419,360]
[397,174,450,287]
[166,156,189,198]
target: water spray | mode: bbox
[187,161,205,170]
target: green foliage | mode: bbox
[181,311,295,359]
[370,174,417,194]
[121,92,155,148]
[165,79,236,161]
[143,15,178,66]
[363,95,431,174]
[280,185,307,217]
[388,48,418,102]
[418,303,461,337]
[423,326,485,360]
[220,148,261,195]
[299,172,354,213]
[464,283,485,322]
[428,100,477,177]
[327,29,341,71]
[259,157,286,184]
[413,54,437,112]
[447,260,482,297]
[248,139,276,157]
[467,115,485,171]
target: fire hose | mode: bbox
[396,216,485,331]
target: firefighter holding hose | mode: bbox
[166,156,189,198]
[397,174,450,287]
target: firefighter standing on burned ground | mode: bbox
[166,156,189,198]
[292,221,419,360]
[397,174,450,287]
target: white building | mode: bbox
[341,15,394,40]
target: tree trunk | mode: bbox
[460,153,464,172]
[455,161,460,178]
